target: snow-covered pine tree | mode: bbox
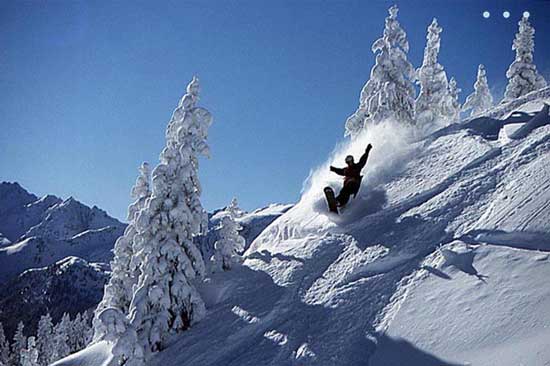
[52,314,71,362]
[0,323,10,366]
[79,311,93,349]
[36,314,54,366]
[20,337,39,366]
[462,64,493,116]
[415,18,451,132]
[227,197,244,219]
[67,313,88,353]
[442,77,461,123]
[504,15,547,101]
[128,76,213,355]
[345,5,416,138]
[94,162,151,337]
[211,198,246,272]
[11,322,26,366]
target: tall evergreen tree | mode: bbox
[20,337,39,366]
[127,76,213,356]
[227,197,244,219]
[36,314,54,366]
[11,322,26,366]
[0,323,10,366]
[52,314,71,363]
[442,77,462,123]
[462,64,493,116]
[345,5,416,137]
[211,198,246,272]
[504,15,547,101]
[93,162,151,340]
[415,18,451,132]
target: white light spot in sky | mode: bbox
[523,11,530,18]
[483,11,490,19]
[503,11,510,19]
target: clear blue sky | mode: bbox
[1,0,549,221]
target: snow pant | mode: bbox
[336,180,360,207]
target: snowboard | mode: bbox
[324,187,339,214]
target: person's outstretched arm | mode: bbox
[358,144,372,169]
[330,166,346,176]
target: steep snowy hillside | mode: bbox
[0,256,109,338]
[55,93,550,366]
[371,242,550,366]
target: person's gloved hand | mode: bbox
[366,143,372,152]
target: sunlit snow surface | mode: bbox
[56,90,550,366]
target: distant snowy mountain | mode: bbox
[0,182,61,242]
[56,89,550,366]
[0,183,126,283]
[0,182,125,338]
[0,256,109,338]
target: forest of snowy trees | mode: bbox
[344,7,546,138]
[36,4,547,366]
[0,312,92,366]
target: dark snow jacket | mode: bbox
[329,148,370,186]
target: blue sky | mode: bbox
[1,0,549,221]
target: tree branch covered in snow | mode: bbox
[345,5,416,138]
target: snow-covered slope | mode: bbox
[371,241,550,366]
[56,95,550,366]
[0,256,109,338]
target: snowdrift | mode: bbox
[58,96,550,366]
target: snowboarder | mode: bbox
[325,144,372,212]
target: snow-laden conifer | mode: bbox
[227,197,244,219]
[94,308,144,366]
[504,15,547,101]
[442,77,462,123]
[0,323,9,366]
[345,5,416,138]
[36,314,54,366]
[20,337,39,366]
[69,313,92,353]
[11,322,26,366]
[128,76,213,355]
[93,162,151,340]
[211,198,246,271]
[52,314,71,362]
[462,65,493,116]
[415,18,450,131]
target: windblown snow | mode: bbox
[55,92,550,366]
